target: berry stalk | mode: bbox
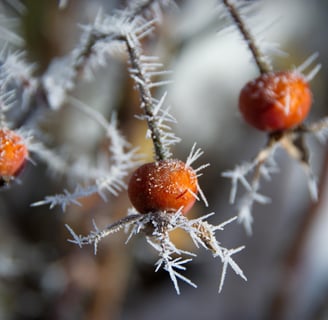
[125,35,169,161]
[222,0,272,74]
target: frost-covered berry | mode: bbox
[128,159,198,215]
[0,128,28,183]
[239,71,312,131]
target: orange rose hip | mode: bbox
[128,159,198,215]
[239,71,312,131]
[0,129,28,183]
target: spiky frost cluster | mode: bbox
[0,50,37,121]
[65,145,246,294]
[223,119,326,236]
[31,110,140,211]
[43,0,175,110]
[67,210,246,295]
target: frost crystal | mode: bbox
[222,138,278,234]
[0,14,24,45]
[0,50,38,118]
[222,162,253,204]
[42,56,76,109]
[66,209,246,294]
[32,105,140,211]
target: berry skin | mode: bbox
[128,159,198,215]
[239,71,312,132]
[0,129,28,183]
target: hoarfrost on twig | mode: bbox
[32,110,139,210]
[65,208,246,294]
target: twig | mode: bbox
[222,0,272,74]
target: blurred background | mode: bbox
[0,0,328,319]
